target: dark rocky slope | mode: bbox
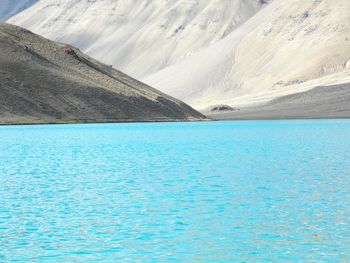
[0,23,205,124]
[206,83,350,120]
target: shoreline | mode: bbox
[2,81,350,126]
[1,117,350,127]
[207,115,350,121]
[0,117,212,126]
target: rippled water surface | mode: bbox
[0,120,349,262]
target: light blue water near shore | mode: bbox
[0,120,349,262]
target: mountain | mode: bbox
[145,0,350,109]
[0,0,37,21]
[8,0,263,79]
[0,23,205,124]
[7,0,350,118]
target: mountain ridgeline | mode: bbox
[7,0,263,79]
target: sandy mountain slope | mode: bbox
[8,0,263,78]
[0,23,204,124]
[206,82,350,120]
[0,0,37,21]
[145,0,350,109]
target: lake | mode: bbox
[0,120,349,262]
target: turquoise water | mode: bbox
[0,120,349,262]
